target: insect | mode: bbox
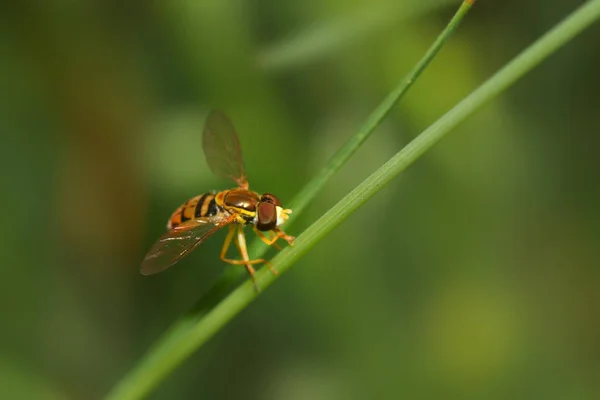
[141,110,294,290]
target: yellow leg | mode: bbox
[253,227,282,250]
[253,226,295,248]
[274,228,295,246]
[220,224,278,291]
[219,225,237,261]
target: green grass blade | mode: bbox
[105,0,600,398]
[285,0,475,219]
[106,2,474,398]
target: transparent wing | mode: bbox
[202,110,249,189]
[141,215,235,275]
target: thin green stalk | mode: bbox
[284,0,475,220]
[250,0,475,274]
[106,4,473,399]
[106,0,600,398]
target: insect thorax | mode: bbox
[219,189,259,224]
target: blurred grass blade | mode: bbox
[285,0,474,220]
[258,0,457,71]
[105,0,600,398]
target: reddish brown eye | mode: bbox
[256,202,277,231]
[260,193,281,207]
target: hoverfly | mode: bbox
[141,111,294,290]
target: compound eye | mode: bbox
[260,193,281,207]
[256,202,277,231]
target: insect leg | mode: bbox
[238,226,278,277]
[274,228,295,246]
[235,225,259,290]
[253,226,295,247]
[252,226,282,250]
[221,245,269,268]
[219,224,237,261]
[220,225,278,291]
[220,225,254,268]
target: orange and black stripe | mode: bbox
[167,192,221,229]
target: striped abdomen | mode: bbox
[167,192,222,229]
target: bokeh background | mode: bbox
[2,0,600,399]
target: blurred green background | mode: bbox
[2,0,600,399]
